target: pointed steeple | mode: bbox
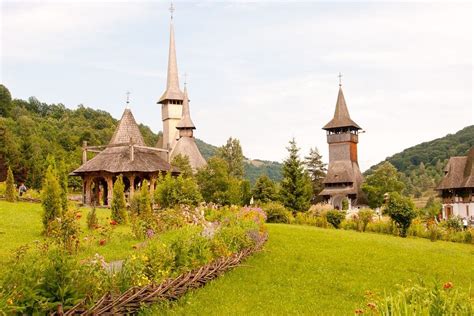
[109,109,146,146]
[158,13,184,103]
[176,85,196,130]
[323,85,361,130]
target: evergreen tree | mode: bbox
[131,180,152,217]
[111,175,127,223]
[57,160,69,212]
[217,137,244,179]
[171,154,193,178]
[252,174,277,203]
[240,180,252,205]
[279,139,312,212]
[304,147,327,202]
[5,166,15,202]
[41,165,62,232]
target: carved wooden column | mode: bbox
[128,174,136,198]
[150,175,157,196]
[84,176,92,205]
[106,175,113,206]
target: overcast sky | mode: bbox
[1,0,473,171]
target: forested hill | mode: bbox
[365,125,474,196]
[0,85,281,188]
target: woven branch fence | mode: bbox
[61,233,267,315]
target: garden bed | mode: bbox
[62,233,267,315]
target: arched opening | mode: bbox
[91,177,108,206]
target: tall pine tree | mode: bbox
[5,166,15,202]
[280,139,312,212]
[304,147,327,202]
[111,175,127,223]
[41,164,62,232]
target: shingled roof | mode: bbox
[323,86,361,130]
[158,20,184,103]
[437,147,474,190]
[72,108,175,175]
[176,86,195,130]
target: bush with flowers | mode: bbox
[357,280,473,315]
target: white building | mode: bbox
[436,147,474,221]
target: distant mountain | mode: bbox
[366,125,474,196]
[195,138,282,184]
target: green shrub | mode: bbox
[360,280,473,315]
[1,247,109,314]
[87,207,98,230]
[341,198,349,210]
[340,219,358,231]
[262,202,293,224]
[357,209,374,232]
[445,216,462,232]
[0,181,5,195]
[130,180,152,217]
[47,210,81,253]
[111,175,127,224]
[428,223,442,242]
[154,173,202,208]
[326,210,345,229]
[384,192,416,237]
[5,167,15,202]
[366,220,398,235]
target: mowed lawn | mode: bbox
[0,201,137,265]
[148,224,474,315]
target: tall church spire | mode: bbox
[158,3,184,103]
[177,85,196,130]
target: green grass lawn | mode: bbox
[146,224,474,315]
[0,201,138,265]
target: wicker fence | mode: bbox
[60,233,267,315]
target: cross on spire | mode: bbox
[126,91,130,109]
[338,72,343,87]
[169,2,175,20]
[183,72,187,86]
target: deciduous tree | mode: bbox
[217,137,244,179]
[362,162,405,209]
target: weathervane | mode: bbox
[338,72,343,87]
[169,2,175,20]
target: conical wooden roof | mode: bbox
[72,108,174,174]
[323,86,361,130]
[109,109,145,146]
[437,147,474,189]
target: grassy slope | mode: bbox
[0,201,137,265]
[147,224,474,315]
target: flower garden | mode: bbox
[0,201,266,314]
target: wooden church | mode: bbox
[72,8,206,206]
